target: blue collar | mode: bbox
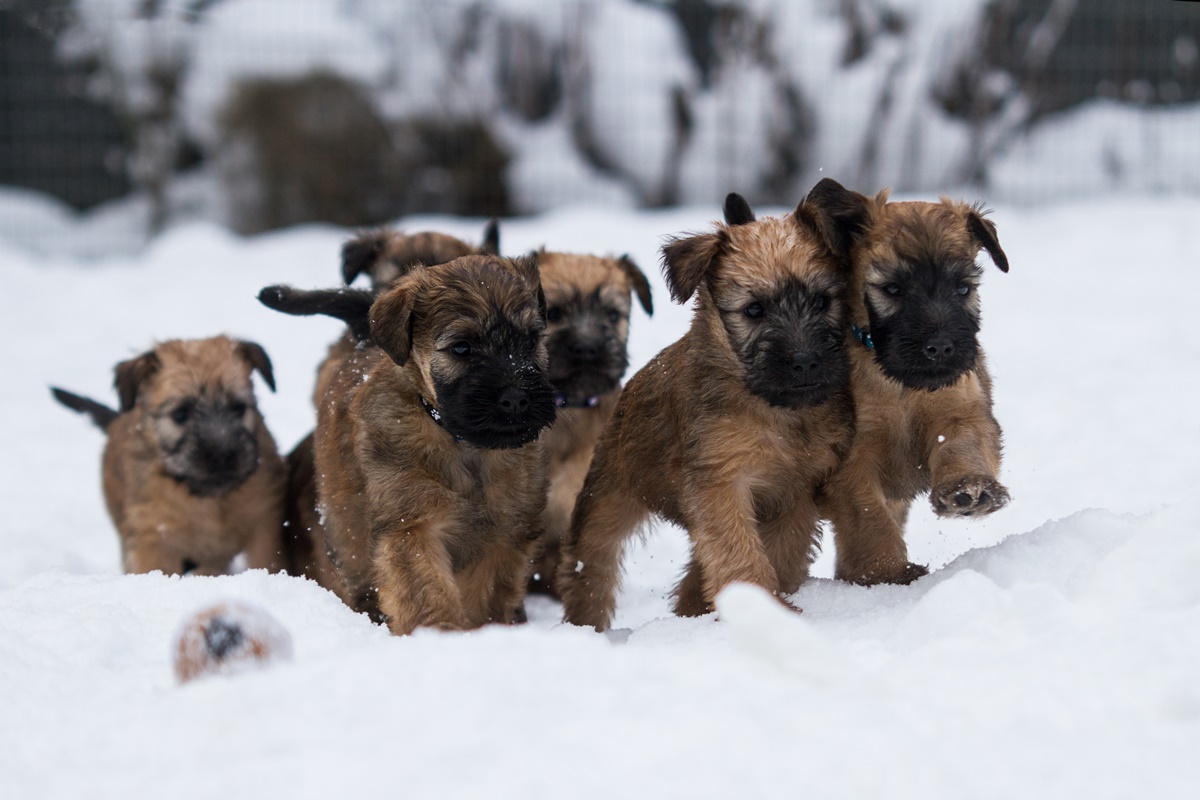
[420,396,464,442]
[852,324,875,350]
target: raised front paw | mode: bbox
[931,475,1010,518]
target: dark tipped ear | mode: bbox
[661,231,725,304]
[510,251,541,287]
[617,255,653,316]
[258,284,375,341]
[723,193,755,226]
[369,280,418,366]
[480,219,501,255]
[341,230,388,285]
[113,351,161,413]
[510,252,546,320]
[966,210,1009,273]
[235,340,276,393]
[795,178,871,259]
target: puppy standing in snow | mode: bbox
[260,252,556,635]
[558,181,869,631]
[51,336,286,575]
[275,223,499,580]
[528,249,653,597]
[821,192,1011,586]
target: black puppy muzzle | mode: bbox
[435,358,557,449]
[163,411,260,497]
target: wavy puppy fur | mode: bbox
[558,181,868,631]
[306,254,556,634]
[823,194,1011,586]
[265,223,501,579]
[51,336,285,575]
[528,249,653,597]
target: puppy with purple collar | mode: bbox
[530,250,653,597]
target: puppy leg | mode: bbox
[928,414,1009,518]
[242,507,286,573]
[671,557,712,617]
[457,538,537,626]
[686,483,780,607]
[558,469,650,631]
[121,529,186,574]
[760,498,822,597]
[372,514,468,635]
[672,497,818,616]
[826,459,927,586]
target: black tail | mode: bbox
[258,285,375,342]
[51,387,119,431]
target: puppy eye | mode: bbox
[450,342,472,357]
[812,294,831,312]
[957,284,972,297]
[229,401,248,417]
[883,283,903,297]
[546,307,563,323]
[743,302,765,319]
[606,309,621,324]
[170,405,191,425]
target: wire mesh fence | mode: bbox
[1,0,1198,255]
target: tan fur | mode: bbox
[311,255,550,634]
[282,228,497,580]
[531,251,651,595]
[99,337,286,575]
[358,230,478,287]
[824,195,1007,585]
[557,212,857,631]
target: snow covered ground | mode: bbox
[3,195,1200,798]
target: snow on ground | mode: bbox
[2,196,1200,798]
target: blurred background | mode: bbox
[2,0,1198,256]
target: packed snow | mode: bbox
[3,195,1200,798]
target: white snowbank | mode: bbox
[2,197,1200,798]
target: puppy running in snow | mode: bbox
[51,336,285,575]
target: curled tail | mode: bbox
[258,285,374,342]
[51,387,119,431]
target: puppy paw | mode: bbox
[931,475,1010,518]
[839,561,929,586]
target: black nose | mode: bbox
[791,351,822,382]
[569,339,603,361]
[200,443,241,473]
[923,335,955,362]
[498,387,530,416]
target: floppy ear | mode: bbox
[510,252,547,321]
[258,284,375,342]
[509,251,541,287]
[661,230,725,304]
[341,229,389,285]
[795,178,871,260]
[369,280,419,366]
[113,351,161,413]
[723,192,755,226]
[966,209,1009,273]
[480,219,501,255]
[617,255,653,316]
[235,340,276,393]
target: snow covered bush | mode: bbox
[10,0,1199,240]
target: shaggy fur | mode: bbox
[51,336,286,575]
[265,254,555,634]
[557,181,869,631]
[529,250,653,596]
[823,193,1011,585]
